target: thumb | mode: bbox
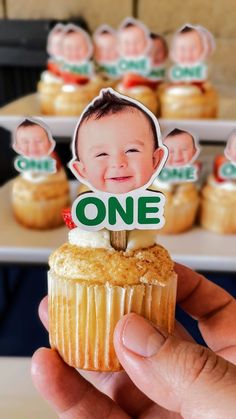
[114,313,236,418]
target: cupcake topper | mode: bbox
[157,128,200,184]
[117,17,152,78]
[46,23,65,76]
[93,25,119,79]
[13,118,56,179]
[169,24,215,83]
[69,88,168,249]
[215,131,236,182]
[61,24,94,84]
[148,32,168,82]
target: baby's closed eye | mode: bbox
[126,148,140,153]
[95,152,109,157]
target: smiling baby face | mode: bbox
[73,109,163,194]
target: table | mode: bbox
[0,357,57,419]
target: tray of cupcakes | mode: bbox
[0,90,235,270]
[1,17,235,135]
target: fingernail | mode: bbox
[122,314,166,357]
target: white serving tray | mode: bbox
[0,180,235,271]
[0,93,235,141]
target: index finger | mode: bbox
[175,262,236,361]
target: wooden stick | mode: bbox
[110,231,127,251]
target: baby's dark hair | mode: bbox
[123,22,136,30]
[16,119,49,142]
[165,128,196,148]
[179,26,195,35]
[74,90,159,158]
[17,119,43,130]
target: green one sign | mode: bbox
[71,190,165,231]
[118,57,150,76]
[148,66,166,81]
[220,162,236,179]
[158,165,197,183]
[14,156,56,173]
[63,61,93,76]
[170,63,207,82]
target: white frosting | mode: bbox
[41,71,62,84]
[152,178,173,192]
[166,85,202,96]
[62,84,79,93]
[22,168,66,184]
[68,227,157,251]
[69,228,114,250]
[208,175,236,191]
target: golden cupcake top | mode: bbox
[49,238,174,287]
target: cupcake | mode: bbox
[48,226,177,371]
[160,24,218,119]
[37,71,63,115]
[116,82,158,115]
[54,83,94,116]
[200,175,236,234]
[152,180,199,234]
[159,82,218,119]
[12,167,70,230]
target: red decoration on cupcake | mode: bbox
[122,73,158,90]
[213,155,228,183]
[62,208,77,229]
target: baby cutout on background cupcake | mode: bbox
[13,118,56,176]
[169,24,215,82]
[46,23,65,76]
[214,131,236,182]
[69,88,168,231]
[158,128,200,184]
[93,25,119,79]
[117,17,152,77]
[148,32,168,82]
[61,24,94,84]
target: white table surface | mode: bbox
[0,180,236,271]
[0,357,57,419]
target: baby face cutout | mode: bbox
[164,129,199,167]
[62,25,93,63]
[70,88,167,195]
[117,18,151,59]
[150,34,168,66]
[47,24,65,58]
[171,25,209,66]
[225,132,236,164]
[13,119,55,159]
[94,26,118,63]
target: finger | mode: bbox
[31,347,129,419]
[175,263,236,359]
[38,296,48,330]
[114,313,236,418]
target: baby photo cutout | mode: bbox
[13,118,57,177]
[69,88,168,232]
[46,23,65,76]
[158,128,200,184]
[93,25,119,79]
[216,131,236,181]
[148,32,168,82]
[117,17,152,77]
[61,23,94,83]
[169,23,215,83]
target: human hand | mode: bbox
[31,264,236,418]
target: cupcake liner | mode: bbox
[48,271,177,371]
[200,197,236,234]
[159,197,199,234]
[12,194,70,229]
